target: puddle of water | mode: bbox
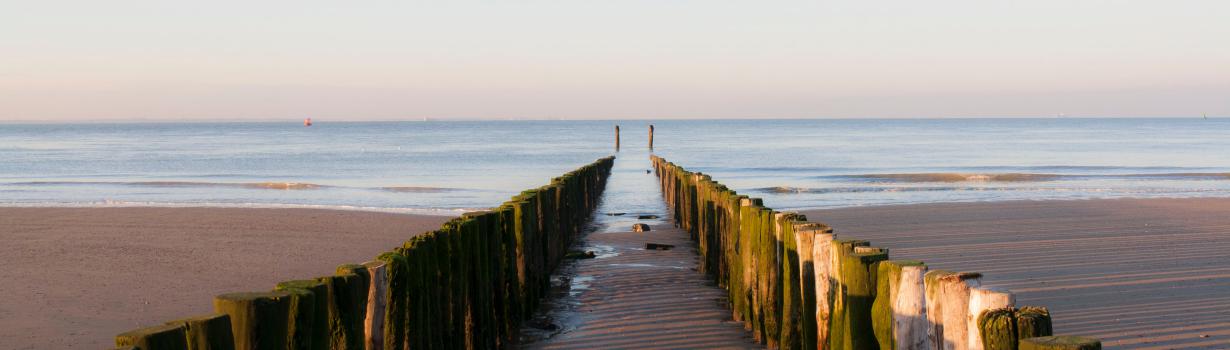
[582,244,619,259]
[606,263,688,270]
[569,275,594,297]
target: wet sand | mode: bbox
[523,221,761,349]
[0,207,451,350]
[802,198,1230,349]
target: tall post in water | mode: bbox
[649,124,655,151]
[615,125,621,152]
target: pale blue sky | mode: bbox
[2,1,1227,120]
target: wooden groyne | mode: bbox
[112,156,614,350]
[651,155,1102,350]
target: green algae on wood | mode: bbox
[968,287,1016,350]
[164,313,234,350]
[1019,336,1102,350]
[1016,306,1054,340]
[317,273,367,350]
[872,260,927,350]
[829,241,887,350]
[274,287,316,350]
[977,307,1017,350]
[777,212,803,350]
[115,323,189,350]
[213,291,292,350]
[275,280,329,350]
[375,252,409,350]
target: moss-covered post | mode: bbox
[968,287,1015,350]
[213,291,292,350]
[275,280,329,350]
[777,212,803,350]
[164,314,234,350]
[872,260,928,350]
[320,266,369,350]
[757,208,780,348]
[1018,336,1102,350]
[976,308,1017,350]
[276,286,316,350]
[115,323,189,350]
[829,243,888,350]
[398,239,429,350]
[924,270,982,350]
[375,252,409,350]
[736,197,756,330]
[1016,306,1053,340]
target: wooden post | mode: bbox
[615,125,620,152]
[115,323,188,350]
[276,280,330,350]
[968,287,1015,350]
[1018,336,1102,350]
[1016,306,1054,340]
[793,222,828,350]
[977,308,1017,350]
[649,124,655,150]
[164,314,234,350]
[924,270,982,350]
[213,291,293,350]
[364,261,389,350]
[872,260,928,350]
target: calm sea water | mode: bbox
[1,119,1228,214]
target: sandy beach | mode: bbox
[0,207,451,350]
[802,197,1230,349]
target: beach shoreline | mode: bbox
[0,207,452,349]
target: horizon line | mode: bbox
[0,115,1222,124]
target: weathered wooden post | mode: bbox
[829,243,888,350]
[275,280,330,350]
[364,261,389,350]
[649,124,655,150]
[793,222,825,350]
[968,287,1016,350]
[114,323,188,350]
[1016,306,1053,340]
[925,270,982,350]
[213,291,293,350]
[277,286,317,350]
[873,260,928,350]
[977,308,1017,350]
[615,125,620,152]
[164,314,235,350]
[1018,336,1102,350]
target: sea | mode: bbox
[2,118,1228,215]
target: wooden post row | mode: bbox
[115,157,614,350]
[649,155,1097,350]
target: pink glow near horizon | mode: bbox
[2,0,1228,120]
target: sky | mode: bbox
[2,1,1228,121]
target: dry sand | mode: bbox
[0,207,451,350]
[802,198,1230,350]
